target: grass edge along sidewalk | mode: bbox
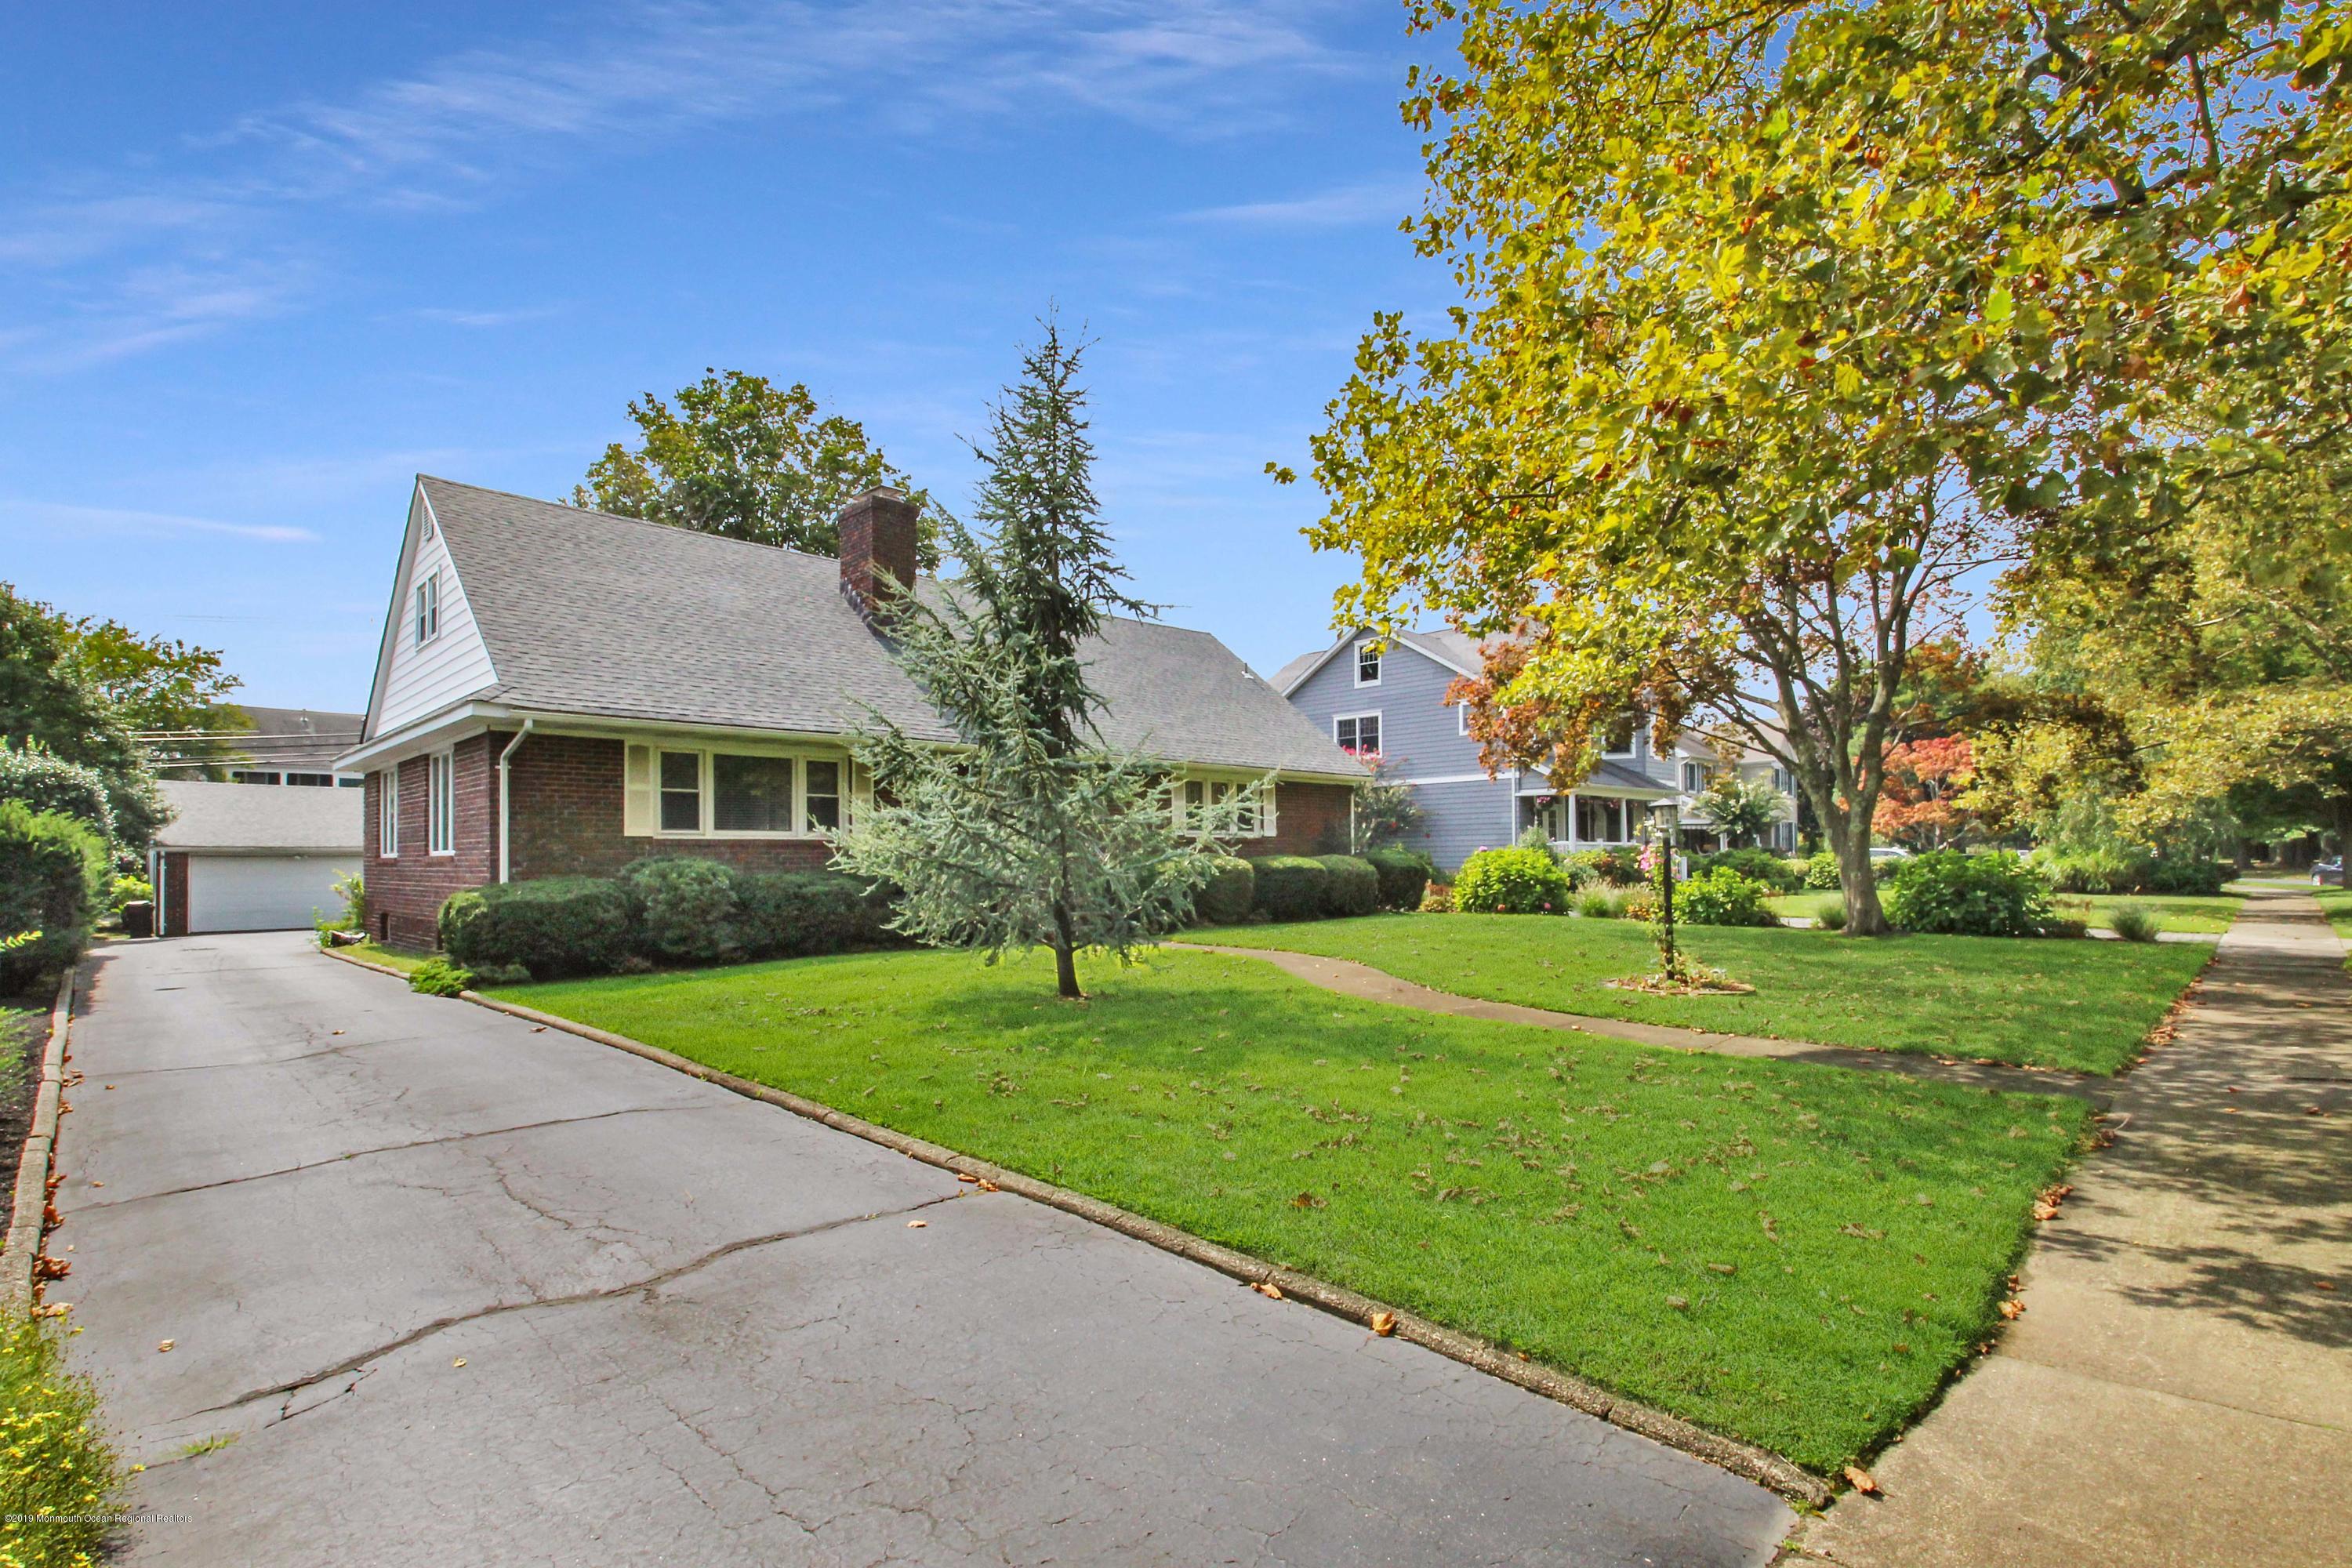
[475,945,2093,1483]
[1197,916,2212,1076]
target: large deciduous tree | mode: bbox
[1288,0,2350,934]
[0,585,168,852]
[574,368,943,566]
[833,325,1254,1000]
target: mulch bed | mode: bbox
[0,992,51,1214]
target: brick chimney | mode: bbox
[838,486,920,625]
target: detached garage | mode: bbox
[149,780,364,936]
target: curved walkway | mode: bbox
[1174,942,2108,1101]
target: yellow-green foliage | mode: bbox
[0,1318,126,1568]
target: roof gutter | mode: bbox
[496,718,535,884]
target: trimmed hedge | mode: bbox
[1314,854,1381,917]
[1886,850,2055,938]
[735,870,898,956]
[440,876,635,978]
[1192,856,1256,926]
[1248,856,1330,922]
[620,857,742,964]
[1363,848,1434,911]
[0,801,106,992]
[2031,848,2230,897]
[1455,846,1573,914]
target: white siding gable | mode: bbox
[372,487,497,736]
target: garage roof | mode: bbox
[153,780,364,853]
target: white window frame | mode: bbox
[1353,641,1382,688]
[427,750,455,856]
[650,746,851,840]
[1457,702,1470,737]
[1171,772,1277,840]
[1334,711,1382,756]
[1682,760,1704,792]
[413,570,441,648]
[1601,713,1639,760]
[379,768,400,858]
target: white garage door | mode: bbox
[187,855,363,934]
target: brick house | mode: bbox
[339,477,1367,948]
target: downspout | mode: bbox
[496,720,535,884]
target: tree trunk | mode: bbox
[1834,814,1891,935]
[1051,902,1083,1000]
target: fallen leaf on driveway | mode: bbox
[906,1220,928,1229]
[158,1340,175,1353]
[974,1179,999,1192]
[956,1173,978,1184]
[452,1358,466,1368]
[1998,1299,2025,1319]
[1250,1281,1283,1300]
[1843,1466,1879,1495]
[1370,1312,1397,1336]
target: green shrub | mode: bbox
[1565,845,1643,887]
[619,857,742,963]
[1693,847,1802,893]
[0,744,116,846]
[1576,888,1619,919]
[1313,854,1381,917]
[1419,880,1454,913]
[2107,902,2163,942]
[2029,848,2227,897]
[1803,850,1842,890]
[2142,858,2230,896]
[1363,848,1434,911]
[1815,901,1849,931]
[1454,846,1573,914]
[0,1318,127,1568]
[1191,856,1256,925]
[735,869,899,957]
[107,873,153,913]
[1672,867,1780,926]
[0,802,105,992]
[469,960,533,986]
[1886,850,2055,938]
[408,957,474,996]
[440,877,635,977]
[1248,856,1330,921]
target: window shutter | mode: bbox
[623,744,654,836]
[1261,783,1278,838]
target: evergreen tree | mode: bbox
[833,324,1258,999]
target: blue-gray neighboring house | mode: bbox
[1273,628,1801,873]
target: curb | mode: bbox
[1,965,77,1317]
[395,964,1829,1506]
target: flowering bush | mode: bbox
[1454,846,1573,914]
[0,1318,127,1568]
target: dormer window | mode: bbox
[413,571,441,647]
[1355,641,1381,686]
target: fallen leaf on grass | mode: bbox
[1666,1295,1690,1311]
[1843,1466,1879,1495]
[1290,1191,1327,1210]
[1370,1312,1397,1337]
[1250,1281,1283,1300]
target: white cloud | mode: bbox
[2,499,319,544]
[1180,179,1421,228]
[410,303,565,328]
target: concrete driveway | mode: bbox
[56,933,1789,1566]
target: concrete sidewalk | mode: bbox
[56,933,1791,1567]
[1794,890,2351,1568]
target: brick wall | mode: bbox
[361,735,498,949]
[1263,782,1355,858]
[506,734,835,881]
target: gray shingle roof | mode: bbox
[227,706,367,771]
[153,780,363,851]
[413,477,1363,779]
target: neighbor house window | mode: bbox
[231,770,281,786]
[1334,713,1381,754]
[413,571,441,647]
[714,753,793,832]
[1457,703,1470,737]
[287,772,336,788]
[379,769,399,857]
[1601,713,1637,757]
[1172,775,1274,838]
[1682,760,1704,792]
[659,750,703,833]
[1355,641,1381,686]
[428,750,454,855]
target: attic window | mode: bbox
[1355,641,1381,686]
[413,571,441,648]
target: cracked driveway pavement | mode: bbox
[59,933,1790,1566]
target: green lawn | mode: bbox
[334,940,432,975]
[1766,890,2242,935]
[508,947,2087,1475]
[1198,914,2209,1075]
[2313,889,2352,964]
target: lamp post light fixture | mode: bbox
[1650,797,1684,981]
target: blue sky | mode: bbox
[2,2,1446,710]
